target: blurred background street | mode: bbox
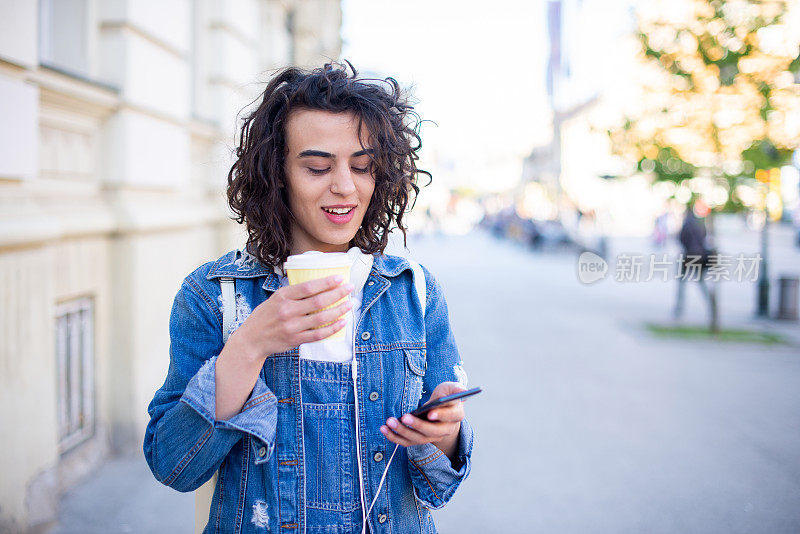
[2,0,800,532]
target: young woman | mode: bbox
[144,62,474,534]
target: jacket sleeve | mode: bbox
[405,265,474,509]
[143,275,278,493]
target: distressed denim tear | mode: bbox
[251,500,269,529]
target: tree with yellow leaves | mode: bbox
[608,0,799,214]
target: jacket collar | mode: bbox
[205,248,272,280]
[206,248,413,289]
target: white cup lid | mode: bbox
[284,251,351,270]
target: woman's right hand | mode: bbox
[230,274,354,362]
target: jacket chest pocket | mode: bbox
[301,402,360,512]
[402,348,427,413]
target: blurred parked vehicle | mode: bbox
[480,209,578,252]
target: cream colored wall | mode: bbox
[107,221,224,450]
[0,65,118,529]
[0,0,341,530]
[0,247,59,532]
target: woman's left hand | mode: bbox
[380,382,465,457]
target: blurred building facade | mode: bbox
[0,0,341,530]
[522,0,663,237]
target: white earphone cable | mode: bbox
[362,443,399,534]
[298,354,307,534]
[352,357,368,532]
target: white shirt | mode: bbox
[274,247,374,362]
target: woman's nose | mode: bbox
[330,165,357,195]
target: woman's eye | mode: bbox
[351,166,371,174]
[307,167,330,175]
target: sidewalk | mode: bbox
[45,454,192,534]
[604,218,800,347]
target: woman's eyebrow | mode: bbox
[297,149,333,158]
[297,148,374,159]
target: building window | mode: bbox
[38,0,90,76]
[55,297,95,453]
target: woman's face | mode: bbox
[283,108,376,255]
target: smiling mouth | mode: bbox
[322,207,355,215]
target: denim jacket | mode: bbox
[143,248,474,533]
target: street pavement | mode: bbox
[416,225,800,533]
[48,224,800,533]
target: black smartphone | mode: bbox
[409,387,482,420]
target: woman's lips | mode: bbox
[321,207,356,224]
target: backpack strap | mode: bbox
[406,259,427,317]
[220,277,235,343]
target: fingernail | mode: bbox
[401,415,413,425]
[429,412,438,420]
[333,275,343,283]
[387,418,397,428]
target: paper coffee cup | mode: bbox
[284,251,351,340]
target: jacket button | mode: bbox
[378,514,387,524]
[373,451,384,462]
[361,331,371,341]
[369,391,379,401]
[367,280,374,286]
[258,446,266,457]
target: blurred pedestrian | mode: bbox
[673,200,717,326]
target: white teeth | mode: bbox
[323,207,353,215]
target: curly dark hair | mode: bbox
[226,60,431,269]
